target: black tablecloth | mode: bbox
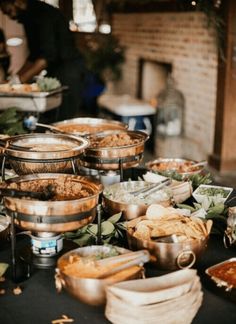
[0,234,236,324]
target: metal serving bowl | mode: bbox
[146,158,205,179]
[1,133,89,174]
[53,117,128,136]
[79,130,149,170]
[3,173,102,233]
[56,245,144,306]
[103,181,171,220]
[127,231,208,270]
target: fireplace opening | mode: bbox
[137,59,172,102]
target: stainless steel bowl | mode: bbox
[146,158,204,179]
[53,117,128,136]
[2,133,89,174]
[127,231,208,270]
[80,130,149,171]
[3,173,102,233]
[103,181,171,220]
[56,245,144,306]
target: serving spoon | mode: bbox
[129,178,171,197]
[96,250,150,279]
[35,122,66,134]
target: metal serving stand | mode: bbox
[2,173,102,281]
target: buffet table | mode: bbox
[0,233,236,324]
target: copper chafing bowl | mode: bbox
[102,181,171,220]
[53,117,128,136]
[127,231,208,270]
[56,245,144,306]
[79,130,149,170]
[1,133,89,174]
[3,173,102,233]
[146,158,205,179]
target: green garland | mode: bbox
[81,34,125,82]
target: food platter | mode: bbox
[146,158,205,178]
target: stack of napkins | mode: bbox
[105,269,203,324]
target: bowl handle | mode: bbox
[176,250,196,269]
[55,269,65,292]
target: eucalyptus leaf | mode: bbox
[208,204,225,215]
[107,212,122,224]
[193,202,202,210]
[63,231,78,239]
[78,225,89,234]
[176,204,196,212]
[87,224,98,235]
[73,233,93,247]
[116,228,124,237]
[0,263,9,277]
[101,221,115,236]
[102,236,112,243]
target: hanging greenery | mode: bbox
[81,33,125,82]
[196,0,225,60]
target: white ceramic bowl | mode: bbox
[192,184,233,205]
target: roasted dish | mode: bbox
[146,158,204,174]
[56,123,125,134]
[90,132,141,148]
[4,175,93,201]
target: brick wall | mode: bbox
[111,12,218,159]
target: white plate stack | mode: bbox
[105,269,203,324]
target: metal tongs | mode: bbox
[130,178,171,198]
[95,250,150,279]
[0,185,55,201]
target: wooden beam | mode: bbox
[209,0,236,172]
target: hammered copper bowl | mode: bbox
[53,117,128,136]
[127,231,208,270]
[56,245,143,306]
[146,158,205,179]
[2,133,89,175]
[127,231,209,270]
[102,181,171,220]
[3,173,102,233]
